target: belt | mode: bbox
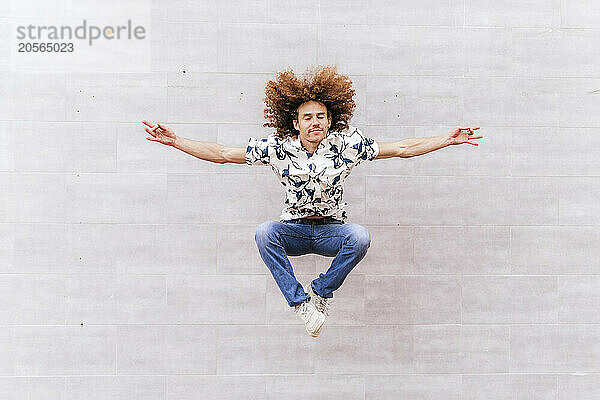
[288,216,342,225]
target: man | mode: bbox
[142,65,482,338]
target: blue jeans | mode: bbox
[255,219,372,307]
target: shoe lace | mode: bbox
[310,288,332,316]
[294,302,311,320]
[317,296,331,316]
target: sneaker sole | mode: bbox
[307,314,326,337]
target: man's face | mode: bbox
[293,101,332,146]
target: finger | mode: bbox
[145,128,157,137]
[466,142,479,146]
[461,126,481,131]
[142,120,155,128]
[157,123,167,131]
[470,135,483,139]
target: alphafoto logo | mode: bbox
[16,20,146,46]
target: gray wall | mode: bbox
[2,0,600,399]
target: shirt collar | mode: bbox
[288,132,330,153]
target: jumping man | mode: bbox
[142,65,482,337]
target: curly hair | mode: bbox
[263,65,356,139]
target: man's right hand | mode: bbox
[142,120,177,146]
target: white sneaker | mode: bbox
[294,300,326,337]
[309,286,333,316]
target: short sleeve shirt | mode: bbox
[245,125,379,222]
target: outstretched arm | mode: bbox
[374,126,482,159]
[142,121,246,164]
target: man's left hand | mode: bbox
[448,126,483,146]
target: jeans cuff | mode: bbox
[310,281,333,299]
[290,295,310,307]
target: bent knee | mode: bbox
[255,221,279,243]
[347,224,371,249]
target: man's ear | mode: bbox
[293,119,299,131]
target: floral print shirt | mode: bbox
[246,125,379,222]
